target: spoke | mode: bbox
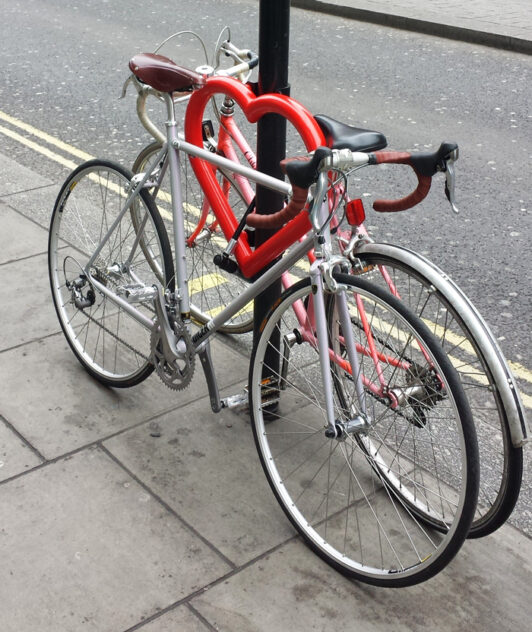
[285,436,340,497]
[50,165,164,381]
[266,426,325,461]
[338,442,406,569]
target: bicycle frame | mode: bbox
[131,78,430,413]
[190,95,316,277]
[177,81,424,406]
[46,35,528,576]
[82,87,373,433]
[184,76,325,279]
[88,75,457,445]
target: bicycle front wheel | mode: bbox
[350,244,524,537]
[249,274,479,587]
[132,142,254,334]
[49,159,175,387]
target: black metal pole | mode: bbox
[253,0,291,372]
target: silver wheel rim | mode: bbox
[251,282,472,583]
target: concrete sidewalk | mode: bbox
[1,146,532,631]
[293,0,532,54]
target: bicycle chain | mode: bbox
[73,262,153,363]
[75,263,196,392]
[76,286,196,392]
[77,268,435,409]
[77,307,151,362]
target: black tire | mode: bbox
[132,142,254,334]
[49,159,174,387]
[249,273,479,586]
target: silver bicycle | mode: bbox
[48,48,480,586]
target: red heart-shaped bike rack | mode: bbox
[184,77,324,277]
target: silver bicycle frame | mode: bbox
[83,93,361,432]
[83,107,292,328]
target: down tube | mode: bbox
[192,235,314,346]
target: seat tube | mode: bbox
[164,93,190,317]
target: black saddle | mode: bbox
[314,114,387,152]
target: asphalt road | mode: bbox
[1,0,531,530]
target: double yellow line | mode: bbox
[0,107,531,408]
[0,109,93,168]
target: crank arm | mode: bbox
[153,285,180,362]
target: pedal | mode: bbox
[221,391,248,410]
[220,381,280,411]
[213,253,239,274]
[260,377,281,406]
[119,284,158,303]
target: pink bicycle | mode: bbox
[130,32,526,540]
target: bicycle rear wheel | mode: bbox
[350,244,524,537]
[132,142,254,334]
[49,159,174,387]
[249,274,479,587]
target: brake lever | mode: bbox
[444,149,459,214]
[120,74,147,100]
[119,74,134,100]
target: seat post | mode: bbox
[163,91,191,318]
[163,92,176,128]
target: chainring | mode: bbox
[151,319,195,390]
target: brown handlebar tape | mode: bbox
[246,185,309,229]
[372,151,432,212]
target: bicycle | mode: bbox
[48,47,482,587]
[129,33,527,539]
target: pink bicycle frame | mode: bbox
[183,75,429,403]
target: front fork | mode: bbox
[308,261,369,439]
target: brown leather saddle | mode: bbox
[129,53,205,93]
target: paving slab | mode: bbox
[134,606,212,632]
[0,152,52,197]
[0,201,48,264]
[0,415,42,481]
[191,529,532,632]
[0,253,60,350]
[104,396,294,566]
[1,182,60,230]
[0,447,230,632]
[293,0,532,53]
[0,334,248,460]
